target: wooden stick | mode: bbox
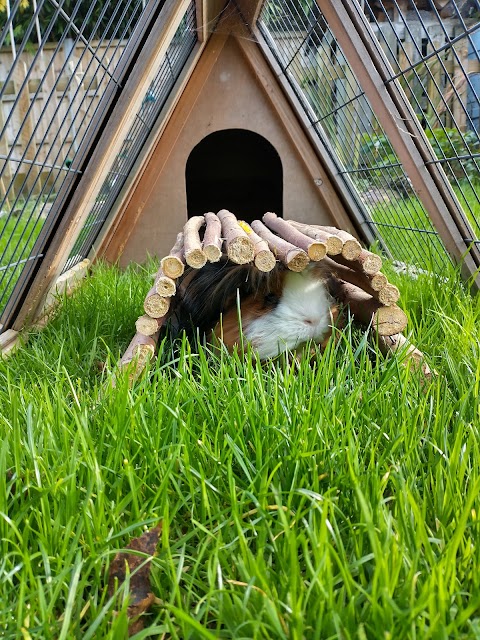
[203,212,223,263]
[217,209,255,264]
[250,220,310,272]
[287,220,344,256]
[143,286,170,318]
[376,283,401,306]
[370,272,388,291]
[154,268,176,297]
[161,232,185,279]
[263,212,327,261]
[335,280,407,335]
[119,331,160,384]
[135,314,165,336]
[377,333,433,381]
[323,257,400,306]
[331,250,383,275]
[321,226,362,260]
[120,332,159,364]
[184,216,207,268]
[238,220,276,272]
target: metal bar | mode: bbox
[338,162,404,173]
[384,21,480,83]
[0,154,82,173]
[0,254,44,273]
[313,90,367,124]
[47,0,120,79]
[425,152,480,164]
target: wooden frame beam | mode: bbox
[99,17,233,263]
[235,0,264,26]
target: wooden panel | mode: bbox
[0,330,20,358]
[100,23,232,262]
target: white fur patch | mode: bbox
[244,268,334,359]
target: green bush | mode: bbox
[359,127,480,191]
[425,126,480,184]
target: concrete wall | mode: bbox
[117,36,343,265]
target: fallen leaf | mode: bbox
[107,523,162,635]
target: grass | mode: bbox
[368,182,480,270]
[0,259,480,639]
[0,208,46,307]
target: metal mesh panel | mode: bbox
[356,0,480,248]
[63,2,197,273]
[0,0,153,322]
[258,0,456,269]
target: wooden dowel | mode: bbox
[144,285,170,318]
[119,331,160,384]
[135,314,165,336]
[184,216,207,268]
[203,212,223,263]
[287,220,344,256]
[217,209,255,264]
[263,212,327,261]
[154,268,176,297]
[161,232,185,279]
[377,283,400,306]
[331,250,383,275]
[370,272,388,291]
[376,333,433,381]
[250,219,310,272]
[335,280,407,335]
[321,226,362,260]
[238,220,276,272]
[323,257,399,306]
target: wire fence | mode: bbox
[0,0,198,331]
[0,0,157,327]
[358,0,480,245]
[258,0,480,270]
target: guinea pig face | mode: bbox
[242,268,335,359]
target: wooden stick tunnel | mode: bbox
[119,210,430,382]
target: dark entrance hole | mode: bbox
[186,129,283,223]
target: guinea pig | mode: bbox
[169,257,341,360]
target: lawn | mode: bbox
[0,211,46,309]
[0,258,479,639]
[367,182,480,271]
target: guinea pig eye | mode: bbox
[263,292,280,309]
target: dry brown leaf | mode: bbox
[107,523,162,635]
